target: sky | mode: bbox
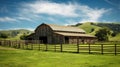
[0,0,120,31]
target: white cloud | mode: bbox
[3,28,35,31]
[17,17,33,21]
[65,4,110,25]
[24,1,78,17]
[14,28,34,31]
[75,4,111,23]
[0,17,17,22]
[26,28,35,31]
[22,1,110,23]
[85,9,109,21]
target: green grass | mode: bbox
[109,33,120,41]
[0,46,120,67]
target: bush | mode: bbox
[111,31,118,37]
[95,28,110,41]
[20,34,28,40]
[0,33,8,39]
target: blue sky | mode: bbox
[0,0,120,31]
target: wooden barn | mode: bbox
[27,23,96,44]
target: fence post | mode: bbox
[12,41,14,48]
[77,38,79,53]
[22,44,24,49]
[18,42,20,49]
[39,43,40,51]
[89,44,91,54]
[115,44,117,55]
[22,41,24,49]
[45,44,48,51]
[26,44,28,50]
[8,40,11,47]
[0,41,1,46]
[10,41,12,47]
[101,44,103,55]
[15,41,17,48]
[3,40,6,46]
[11,41,13,47]
[31,44,33,50]
[54,44,56,52]
[60,43,62,52]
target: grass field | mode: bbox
[0,46,120,67]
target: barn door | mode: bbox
[39,36,48,44]
[65,36,69,44]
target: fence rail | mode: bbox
[0,40,120,55]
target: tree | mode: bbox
[90,28,94,33]
[11,31,19,37]
[95,28,111,41]
[111,31,118,37]
[0,33,8,39]
[20,34,28,40]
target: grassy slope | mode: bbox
[0,29,33,40]
[77,22,101,35]
[0,46,120,67]
[0,29,32,34]
[77,22,120,41]
[7,34,22,40]
[109,33,120,41]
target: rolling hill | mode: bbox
[76,22,101,34]
[0,29,33,40]
[74,22,120,41]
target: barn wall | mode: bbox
[68,37,83,44]
[66,36,96,44]
[52,34,64,44]
[34,25,53,43]
[69,37,77,44]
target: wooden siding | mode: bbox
[34,24,53,43]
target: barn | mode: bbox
[27,23,96,44]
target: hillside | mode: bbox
[76,22,101,34]
[95,23,120,33]
[74,22,120,41]
[0,29,33,40]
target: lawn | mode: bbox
[0,46,120,67]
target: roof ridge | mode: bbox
[46,23,82,29]
[39,23,86,33]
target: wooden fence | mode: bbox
[0,40,120,55]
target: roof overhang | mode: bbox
[54,32,96,38]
